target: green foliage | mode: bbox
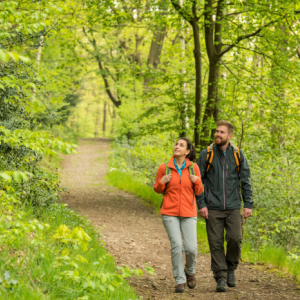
[2,0,300,292]
[109,137,176,186]
[0,190,138,299]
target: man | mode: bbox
[196,120,253,292]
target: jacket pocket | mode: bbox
[161,194,177,211]
[207,189,210,204]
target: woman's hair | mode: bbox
[177,137,197,162]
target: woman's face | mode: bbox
[174,139,190,157]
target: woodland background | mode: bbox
[1,0,300,296]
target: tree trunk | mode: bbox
[201,60,220,148]
[191,20,202,151]
[170,0,202,151]
[94,101,101,137]
[145,26,166,85]
[36,36,44,67]
[111,105,116,134]
[103,101,107,136]
[200,0,223,149]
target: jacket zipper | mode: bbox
[223,152,226,209]
[207,189,210,203]
[179,176,181,215]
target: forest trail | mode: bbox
[60,139,300,300]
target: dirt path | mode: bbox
[60,139,300,299]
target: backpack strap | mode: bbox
[165,161,172,175]
[205,143,241,173]
[188,161,195,175]
[205,143,214,173]
[231,144,241,173]
[188,161,196,205]
[162,161,172,195]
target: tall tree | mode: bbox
[171,0,202,149]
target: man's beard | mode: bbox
[215,137,228,146]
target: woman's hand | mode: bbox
[189,175,198,183]
[160,174,172,184]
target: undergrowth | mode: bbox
[0,191,140,299]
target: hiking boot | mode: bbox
[216,279,227,292]
[175,283,185,293]
[227,271,236,287]
[185,272,196,289]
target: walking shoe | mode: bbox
[216,279,227,292]
[175,283,185,293]
[227,271,236,287]
[185,272,196,289]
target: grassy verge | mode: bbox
[106,170,300,282]
[106,170,163,212]
[0,193,138,299]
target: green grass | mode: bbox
[0,200,138,300]
[197,218,210,253]
[106,169,300,282]
[106,170,163,211]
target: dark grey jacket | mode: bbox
[196,143,253,210]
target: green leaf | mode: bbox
[0,49,9,63]
[19,54,30,63]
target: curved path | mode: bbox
[60,139,300,299]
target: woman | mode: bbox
[153,137,203,293]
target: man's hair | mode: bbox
[216,120,234,134]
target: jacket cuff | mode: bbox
[197,203,207,209]
[243,202,253,209]
[157,181,166,191]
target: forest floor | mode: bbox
[60,139,300,300]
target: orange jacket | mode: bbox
[153,157,203,217]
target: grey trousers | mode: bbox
[162,215,197,285]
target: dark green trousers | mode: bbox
[205,209,242,280]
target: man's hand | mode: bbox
[199,207,209,219]
[242,208,252,218]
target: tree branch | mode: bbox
[171,0,193,23]
[231,44,292,74]
[220,59,263,99]
[219,18,279,58]
[82,27,121,108]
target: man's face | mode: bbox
[215,125,232,146]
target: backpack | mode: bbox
[165,161,195,175]
[205,142,241,173]
[162,160,196,206]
